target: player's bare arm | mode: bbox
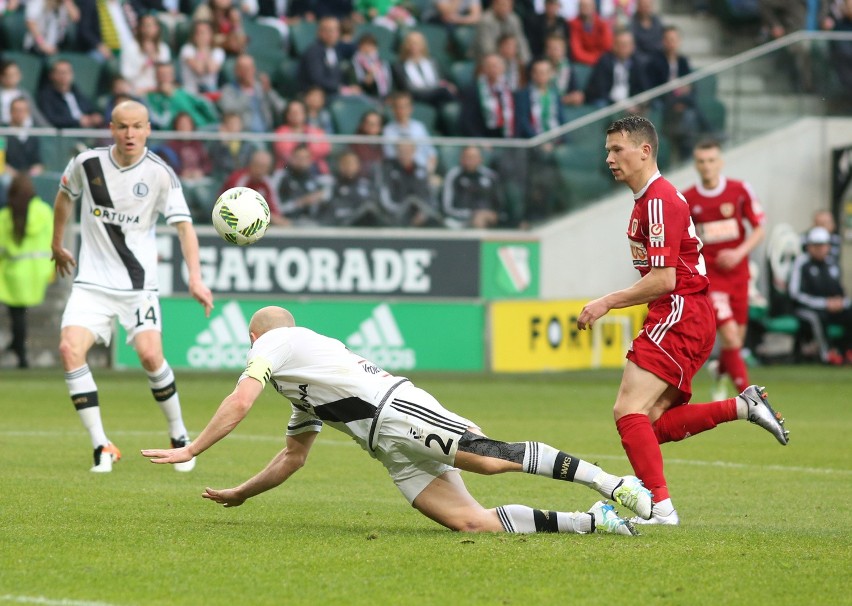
[51,189,77,277]
[203,431,318,508]
[716,224,765,271]
[577,267,676,330]
[175,221,214,317]
[141,377,264,463]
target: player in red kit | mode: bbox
[577,116,789,525]
[683,140,766,398]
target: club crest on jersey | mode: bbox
[720,202,735,218]
[649,222,665,242]
[91,207,141,224]
[133,182,150,197]
[630,218,639,236]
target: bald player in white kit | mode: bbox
[142,306,654,536]
[52,100,214,473]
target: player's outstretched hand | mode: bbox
[52,247,77,278]
[203,487,245,508]
[141,446,193,464]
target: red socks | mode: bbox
[616,413,669,502]
[720,347,749,392]
[652,399,738,443]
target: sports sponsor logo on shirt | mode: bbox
[649,223,665,243]
[187,301,251,368]
[346,304,415,370]
[630,240,648,267]
[91,207,141,225]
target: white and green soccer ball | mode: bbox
[212,186,271,246]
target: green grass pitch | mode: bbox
[1,366,850,606]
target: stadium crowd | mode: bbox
[0,0,849,228]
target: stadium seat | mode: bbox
[272,59,300,98]
[553,141,603,172]
[449,61,475,90]
[693,73,718,98]
[2,52,45,96]
[699,97,727,136]
[451,26,475,59]
[1,9,26,51]
[560,168,614,209]
[40,135,84,173]
[244,19,285,60]
[412,101,437,131]
[31,172,61,205]
[571,63,594,92]
[290,20,318,57]
[52,53,104,100]
[561,104,597,124]
[439,101,462,136]
[330,96,377,134]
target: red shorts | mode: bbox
[707,280,749,326]
[626,293,715,404]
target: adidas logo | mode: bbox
[346,304,416,370]
[187,301,250,368]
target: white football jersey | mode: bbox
[60,145,192,292]
[239,327,410,456]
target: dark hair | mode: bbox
[357,33,377,47]
[694,137,721,152]
[662,24,679,35]
[7,173,36,245]
[606,114,658,159]
[356,110,383,134]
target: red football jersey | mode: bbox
[627,172,709,301]
[682,176,765,283]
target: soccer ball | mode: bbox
[212,187,271,246]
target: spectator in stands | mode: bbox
[569,0,613,66]
[428,0,482,27]
[601,0,636,27]
[382,91,438,173]
[24,0,79,57]
[75,0,137,63]
[0,173,54,369]
[460,53,516,138]
[543,34,584,106]
[393,30,456,107]
[515,58,565,137]
[273,99,332,173]
[218,53,286,133]
[324,150,382,226]
[168,112,212,181]
[822,0,852,92]
[584,28,650,107]
[442,145,502,228]
[298,15,351,96]
[526,0,571,59]
[122,13,172,96]
[349,33,394,101]
[801,209,842,267]
[1,61,49,127]
[788,226,852,365]
[473,0,532,65]
[37,59,105,129]
[3,98,44,177]
[209,111,258,176]
[497,32,527,90]
[630,0,663,65]
[349,109,385,179]
[178,19,226,95]
[303,85,335,134]
[380,140,441,227]
[759,0,812,90]
[252,0,291,47]
[221,148,288,225]
[101,76,144,124]
[147,61,219,129]
[648,25,705,161]
[276,143,330,226]
[354,0,416,31]
[193,0,248,55]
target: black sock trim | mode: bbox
[553,452,580,481]
[532,509,560,533]
[151,381,177,402]
[72,391,99,410]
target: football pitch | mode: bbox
[1,366,850,606]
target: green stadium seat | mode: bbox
[439,101,462,136]
[698,97,727,135]
[40,135,83,173]
[412,101,437,131]
[1,9,26,51]
[31,172,61,205]
[571,63,593,91]
[272,59,300,98]
[330,96,377,135]
[449,61,475,90]
[244,19,285,60]
[52,53,104,100]
[2,52,45,96]
[290,21,318,57]
[693,73,718,98]
[558,167,614,209]
[451,25,475,59]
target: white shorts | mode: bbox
[61,286,162,346]
[373,383,478,504]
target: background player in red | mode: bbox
[577,115,788,525]
[683,139,766,398]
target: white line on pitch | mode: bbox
[0,595,119,606]
[3,430,850,476]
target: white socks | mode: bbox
[147,361,188,439]
[496,504,594,534]
[66,364,108,449]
